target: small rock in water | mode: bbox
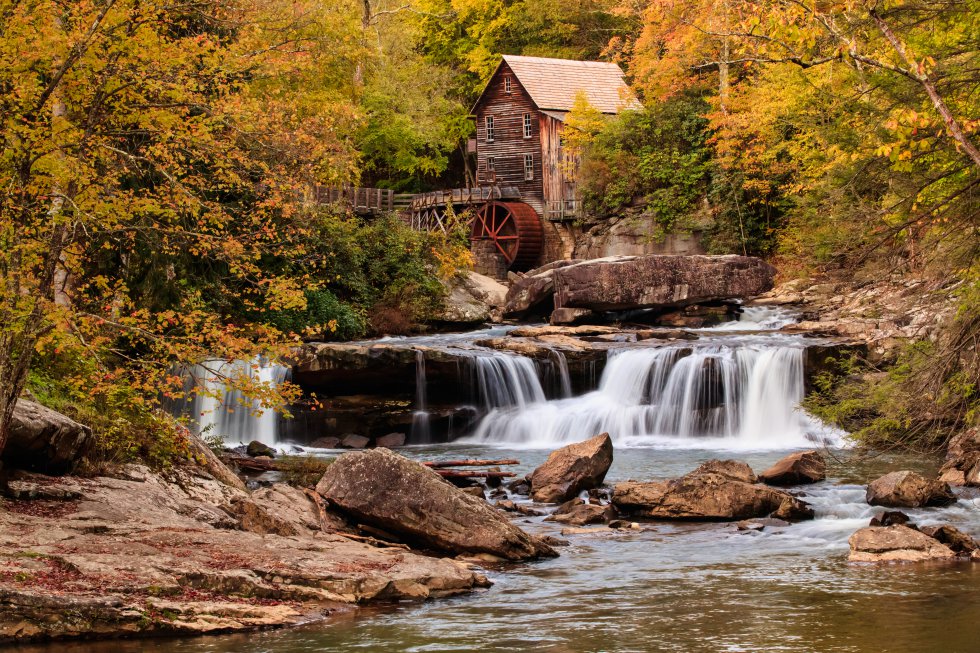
[340,433,370,449]
[866,470,956,508]
[758,450,826,486]
[505,479,530,496]
[246,441,276,458]
[736,520,765,532]
[848,525,957,563]
[375,432,406,448]
[538,535,571,547]
[529,433,613,503]
[608,520,640,530]
[869,510,911,527]
[310,437,341,449]
[489,488,508,500]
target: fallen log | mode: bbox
[423,459,520,468]
[436,470,516,479]
[222,455,277,472]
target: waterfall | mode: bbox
[170,357,291,446]
[410,350,431,443]
[465,342,840,450]
[471,354,546,410]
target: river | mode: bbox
[35,308,980,653]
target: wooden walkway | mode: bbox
[313,185,524,234]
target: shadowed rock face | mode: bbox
[758,450,827,486]
[611,459,813,522]
[3,399,93,475]
[865,470,956,508]
[316,448,557,560]
[529,433,614,504]
[552,255,777,313]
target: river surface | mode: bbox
[42,307,980,652]
[26,445,980,653]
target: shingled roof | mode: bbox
[475,54,642,115]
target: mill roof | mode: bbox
[473,54,643,115]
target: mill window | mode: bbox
[524,154,534,181]
[504,76,512,93]
[523,113,532,139]
[485,115,495,142]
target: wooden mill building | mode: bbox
[472,55,641,220]
[332,55,642,276]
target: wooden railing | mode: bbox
[411,186,520,211]
[543,198,582,221]
[314,186,397,216]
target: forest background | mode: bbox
[0,0,976,466]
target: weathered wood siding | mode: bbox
[474,62,544,214]
[539,114,580,212]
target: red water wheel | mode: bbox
[471,201,543,270]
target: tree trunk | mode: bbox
[871,10,980,169]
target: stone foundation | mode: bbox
[472,238,508,280]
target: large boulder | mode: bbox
[865,470,956,508]
[612,460,813,522]
[2,399,93,475]
[529,433,614,503]
[848,525,957,563]
[436,271,507,324]
[758,450,827,486]
[939,427,980,486]
[503,260,583,318]
[315,448,556,560]
[552,255,777,313]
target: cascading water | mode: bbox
[170,357,291,446]
[410,350,432,443]
[465,338,841,449]
[471,354,546,410]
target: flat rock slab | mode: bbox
[0,467,488,645]
[848,525,957,563]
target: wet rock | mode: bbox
[559,526,617,536]
[758,450,827,486]
[529,433,614,504]
[608,520,641,530]
[246,441,276,458]
[918,524,979,554]
[508,325,622,338]
[506,479,531,496]
[552,255,777,313]
[848,525,957,562]
[375,432,406,448]
[737,520,765,532]
[865,470,956,508]
[3,399,93,475]
[339,433,370,449]
[496,500,544,516]
[550,307,597,325]
[545,499,617,526]
[310,437,341,449]
[938,427,980,487]
[538,535,571,547]
[611,462,813,522]
[316,448,556,560]
[461,486,486,500]
[869,511,911,527]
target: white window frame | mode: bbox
[486,156,495,171]
[504,76,512,94]
[524,153,534,181]
[523,113,532,139]
[485,115,494,143]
